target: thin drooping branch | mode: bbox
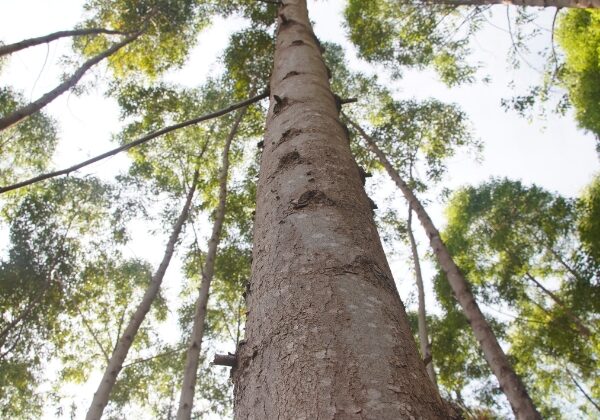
[0,90,268,195]
[407,205,439,391]
[525,272,592,337]
[85,169,200,420]
[0,27,130,57]
[175,108,245,420]
[344,113,541,420]
[0,29,143,131]
[77,307,110,363]
[121,345,186,370]
[566,368,600,413]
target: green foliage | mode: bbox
[557,9,600,144]
[0,87,58,186]
[344,0,479,86]
[0,177,128,417]
[78,0,211,78]
[439,178,599,416]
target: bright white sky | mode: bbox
[1,0,598,418]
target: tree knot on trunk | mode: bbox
[291,40,304,46]
[291,189,334,210]
[277,150,303,171]
[350,256,396,293]
[276,127,302,147]
[282,71,301,81]
[273,95,289,116]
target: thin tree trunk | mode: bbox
[233,1,446,418]
[0,30,142,131]
[85,169,199,420]
[0,27,129,57]
[0,90,267,195]
[525,272,592,337]
[426,0,599,8]
[407,205,439,391]
[175,109,245,420]
[346,115,541,420]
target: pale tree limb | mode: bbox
[0,27,130,57]
[0,29,143,131]
[175,108,246,420]
[0,90,268,195]
[85,169,200,420]
[344,113,541,420]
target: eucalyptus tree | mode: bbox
[0,0,212,131]
[440,178,599,416]
[344,94,477,390]
[348,119,541,419]
[0,177,128,418]
[230,1,448,417]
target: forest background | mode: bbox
[0,0,598,419]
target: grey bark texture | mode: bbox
[232,1,447,418]
[347,116,542,420]
[175,109,245,420]
[407,206,439,391]
[0,30,142,131]
[85,170,199,420]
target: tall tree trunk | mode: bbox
[346,116,542,420]
[176,109,245,420]
[86,169,199,420]
[525,272,592,337]
[0,30,142,131]
[0,27,129,57]
[426,0,599,8]
[407,205,439,391]
[233,1,446,418]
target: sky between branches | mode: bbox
[0,0,598,418]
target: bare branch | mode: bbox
[0,27,131,57]
[0,29,144,131]
[0,90,268,195]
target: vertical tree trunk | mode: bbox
[347,116,541,420]
[85,169,198,420]
[407,205,439,391]
[233,1,446,418]
[175,109,245,420]
[0,30,142,131]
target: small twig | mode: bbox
[339,98,358,105]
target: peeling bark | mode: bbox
[233,1,446,418]
[347,116,541,420]
[85,170,199,420]
[175,109,245,420]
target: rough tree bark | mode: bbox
[347,116,541,420]
[232,1,447,418]
[0,30,142,131]
[0,27,129,57]
[176,109,245,420]
[85,170,199,420]
[407,205,439,391]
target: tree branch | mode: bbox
[0,90,268,194]
[0,29,144,131]
[0,27,131,57]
